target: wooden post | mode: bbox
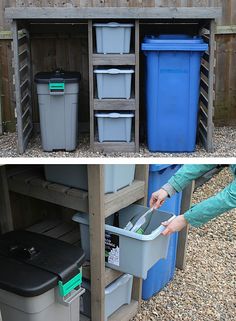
[12,20,24,154]
[207,19,216,153]
[176,181,195,270]
[0,166,13,233]
[88,165,105,321]
[135,20,140,153]
[132,164,149,305]
[88,21,94,150]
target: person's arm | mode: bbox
[150,165,217,208]
[162,177,236,235]
[167,164,218,193]
[184,177,236,227]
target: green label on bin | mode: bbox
[49,82,65,91]
[58,268,82,297]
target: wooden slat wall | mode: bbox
[214,0,236,125]
[0,0,235,132]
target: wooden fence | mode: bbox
[0,0,235,132]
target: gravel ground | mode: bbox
[132,167,236,321]
[0,126,236,158]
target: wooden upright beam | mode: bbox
[88,165,105,321]
[88,21,94,150]
[0,166,13,234]
[135,20,140,153]
[207,19,216,153]
[176,181,195,270]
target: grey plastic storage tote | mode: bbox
[44,164,135,193]
[95,113,134,142]
[34,70,81,152]
[94,68,134,99]
[94,22,134,54]
[0,231,85,321]
[73,204,175,279]
[81,274,133,320]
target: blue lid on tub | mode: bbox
[142,34,208,51]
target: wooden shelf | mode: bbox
[7,169,89,213]
[83,263,123,287]
[93,142,136,153]
[94,98,136,111]
[93,54,135,66]
[108,300,139,321]
[104,180,146,218]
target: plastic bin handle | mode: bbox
[108,113,122,118]
[58,269,82,297]
[106,68,122,75]
[49,78,65,95]
[57,287,85,307]
[151,215,176,236]
[107,22,121,27]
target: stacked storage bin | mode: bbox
[142,164,183,300]
[93,23,135,143]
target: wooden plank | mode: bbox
[5,7,221,20]
[0,166,13,233]
[108,300,139,321]
[216,25,236,34]
[206,19,216,153]
[87,165,105,321]
[94,99,136,111]
[93,142,136,153]
[93,54,135,66]
[131,165,149,305]
[88,20,94,150]
[12,20,24,154]
[134,20,140,153]
[83,264,123,287]
[8,176,89,213]
[104,180,146,218]
[176,181,195,270]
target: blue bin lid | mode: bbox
[149,165,173,172]
[142,34,208,52]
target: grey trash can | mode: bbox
[34,70,81,152]
[0,231,85,321]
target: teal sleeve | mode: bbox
[168,165,217,192]
[184,178,236,227]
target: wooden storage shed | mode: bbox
[0,164,194,321]
[3,5,221,154]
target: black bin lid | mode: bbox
[0,231,85,297]
[34,69,81,84]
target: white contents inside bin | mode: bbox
[95,113,134,142]
[94,22,134,54]
[94,68,134,99]
[81,274,133,321]
[73,204,174,279]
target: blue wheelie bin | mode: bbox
[142,35,208,152]
[142,164,182,300]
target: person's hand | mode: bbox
[150,189,168,209]
[161,215,187,236]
